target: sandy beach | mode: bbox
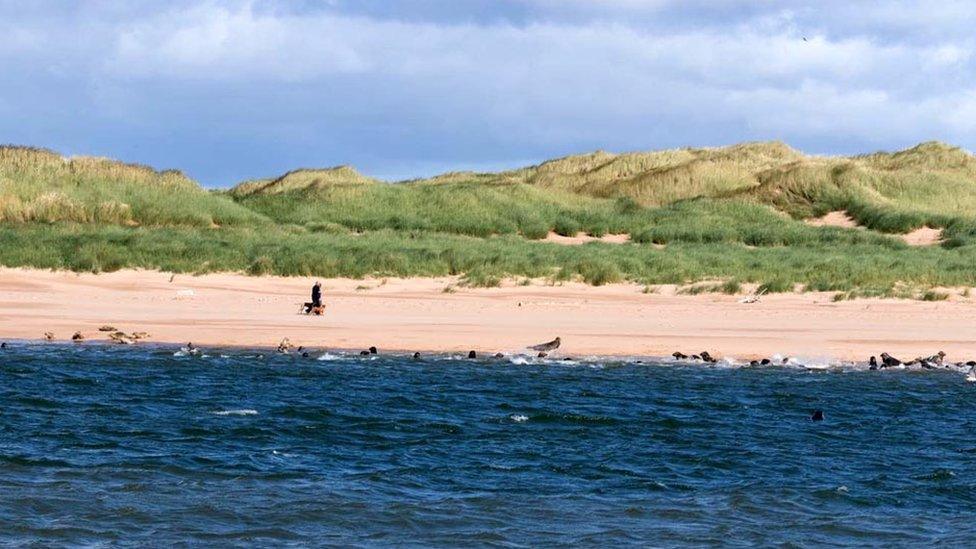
[1,267,974,362]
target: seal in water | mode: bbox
[869,356,878,370]
[413,352,421,360]
[699,351,717,364]
[360,350,370,356]
[760,358,771,365]
[672,352,688,360]
[537,352,548,358]
[468,350,477,359]
[811,410,824,421]
[369,346,378,355]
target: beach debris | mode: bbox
[169,273,176,283]
[71,331,84,342]
[98,325,117,332]
[44,332,54,341]
[739,288,767,304]
[468,350,477,359]
[130,332,150,340]
[175,289,195,299]
[528,337,561,352]
[811,410,824,421]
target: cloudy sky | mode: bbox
[1,0,974,186]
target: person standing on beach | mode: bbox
[311,282,322,308]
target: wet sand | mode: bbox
[1,268,974,362]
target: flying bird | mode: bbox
[528,337,561,352]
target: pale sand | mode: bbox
[543,231,630,245]
[805,210,944,246]
[1,267,975,362]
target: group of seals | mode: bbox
[672,351,719,364]
[39,329,150,345]
[870,351,975,370]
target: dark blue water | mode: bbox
[2,344,976,546]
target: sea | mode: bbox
[2,343,975,547]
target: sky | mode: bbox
[1,0,974,187]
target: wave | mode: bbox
[211,409,258,416]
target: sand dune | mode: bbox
[2,268,975,361]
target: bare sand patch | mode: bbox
[804,211,859,229]
[805,210,944,246]
[543,231,630,245]
[901,226,944,246]
[2,268,976,361]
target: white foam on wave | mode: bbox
[211,409,258,416]
[316,352,342,361]
[509,356,532,365]
[511,414,529,422]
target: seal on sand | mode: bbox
[880,353,902,368]
[528,337,561,352]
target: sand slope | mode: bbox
[1,268,975,361]
[805,211,944,246]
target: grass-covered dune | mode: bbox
[4,141,976,296]
[0,146,263,227]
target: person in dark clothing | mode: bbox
[311,282,322,307]
[303,282,324,314]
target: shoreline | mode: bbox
[2,268,976,363]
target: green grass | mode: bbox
[4,223,976,294]
[3,141,976,296]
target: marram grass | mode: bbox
[3,141,976,294]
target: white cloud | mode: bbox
[0,0,974,183]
